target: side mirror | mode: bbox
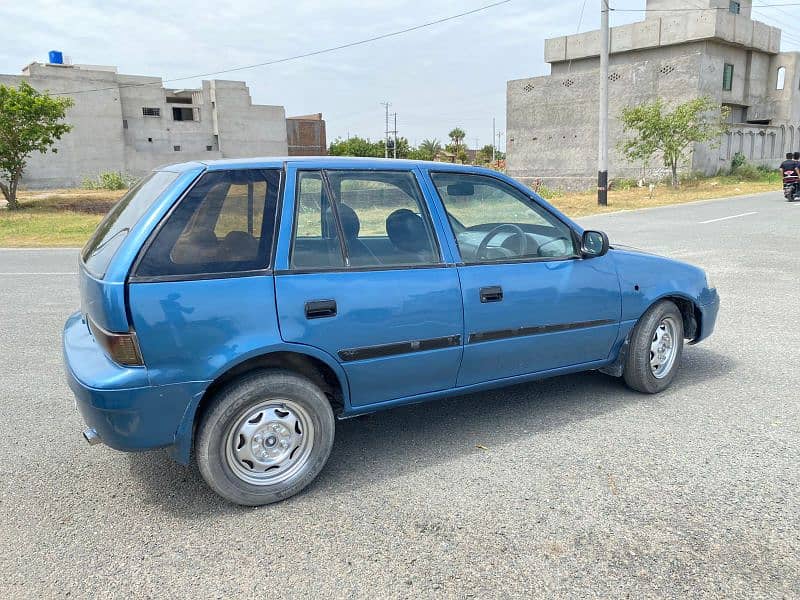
[581,230,609,258]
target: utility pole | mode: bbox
[492,117,496,164]
[381,102,391,158]
[474,137,479,164]
[598,0,610,206]
[393,113,398,159]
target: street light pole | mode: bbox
[598,0,610,206]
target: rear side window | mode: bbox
[290,170,440,269]
[134,169,281,278]
[82,171,179,277]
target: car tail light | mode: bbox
[87,315,144,367]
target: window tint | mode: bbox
[291,171,345,269]
[135,169,280,277]
[431,172,577,263]
[82,170,179,278]
[290,170,440,269]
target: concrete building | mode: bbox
[507,0,798,188]
[0,61,327,188]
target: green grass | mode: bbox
[0,171,784,247]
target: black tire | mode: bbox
[623,300,685,394]
[196,369,335,506]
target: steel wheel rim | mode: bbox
[650,316,679,379]
[225,399,315,486]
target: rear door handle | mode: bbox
[305,299,337,319]
[480,286,503,303]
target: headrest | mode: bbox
[324,203,360,239]
[386,209,429,253]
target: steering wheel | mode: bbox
[476,224,529,260]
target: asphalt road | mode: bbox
[0,191,797,598]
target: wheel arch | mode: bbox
[168,345,349,464]
[653,293,701,341]
[603,293,701,378]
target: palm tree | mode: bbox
[419,138,442,160]
[448,128,466,154]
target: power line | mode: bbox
[612,3,800,11]
[567,0,590,74]
[60,0,512,96]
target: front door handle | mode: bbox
[480,286,503,303]
[305,299,337,319]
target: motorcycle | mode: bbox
[784,179,799,202]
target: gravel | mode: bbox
[0,191,797,598]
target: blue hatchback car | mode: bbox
[63,157,719,505]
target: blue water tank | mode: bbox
[49,51,64,65]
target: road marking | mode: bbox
[0,272,74,275]
[699,212,757,224]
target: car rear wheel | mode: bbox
[623,300,684,394]
[196,370,335,506]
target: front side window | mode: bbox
[135,169,280,277]
[290,170,440,269]
[430,172,577,263]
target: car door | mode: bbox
[274,164,463,408]
[128,168,282,386]
[424,170,621,387]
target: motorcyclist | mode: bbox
[779,152,800,200]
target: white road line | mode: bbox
[699,211,758,224]
[0,272,74,276]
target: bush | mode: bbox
[610,177,638,190]
[82,171,136,190]
[730,152,747,172]
[679,171,708,186]
[725,155,778,182]
[727,163,762,180]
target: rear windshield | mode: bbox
[81,171,180,277]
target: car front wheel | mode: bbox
[196,370,335,506]
[623,300,685,394]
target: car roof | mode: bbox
[157,156,497,174]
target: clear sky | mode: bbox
[2,0,799,151]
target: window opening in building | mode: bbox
[729,1,740,14]
[174,145,181,151]
[172,107,195,121]
[723,64,734,91]
[142,107,161,117]
[777,66,786,90]
[166,97,193,104]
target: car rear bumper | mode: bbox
[62,311,205,454]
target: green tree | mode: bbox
[448,128,466,155]
[417,138,442,161]
[619,97,729,187]
[0,81,73,209]
[328,136,384,157]
[477,144,505,164]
